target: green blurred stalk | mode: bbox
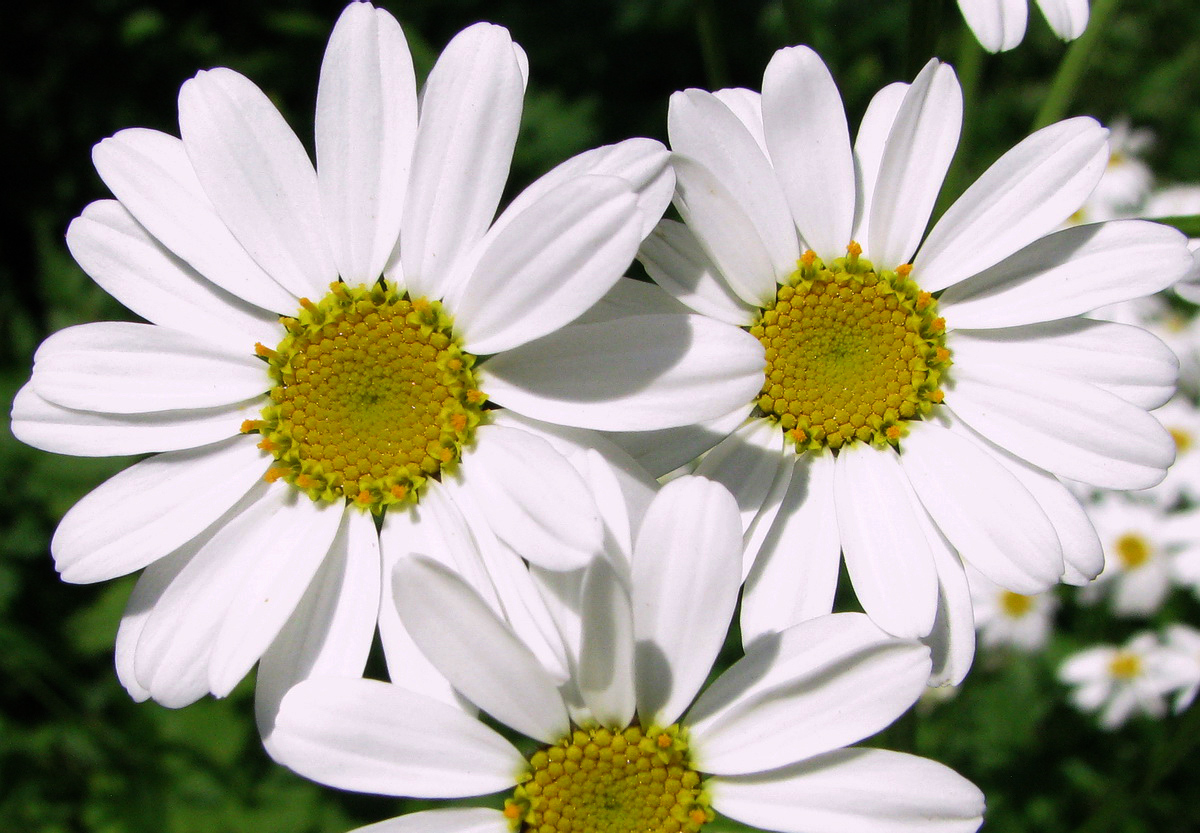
[695,0,730,89]
[1032,0,1123,129]
[907,0,948,78]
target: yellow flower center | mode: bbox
[1000,591,1035,618]
[505,725,712,833]
[1109,651,1143,680]
[749,244,950,452]
[1114,533,1152,569]
[1170,426,1192,455]
[245,280,485,511]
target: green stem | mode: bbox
[1032,0,1123,129]
[695,0,730,90]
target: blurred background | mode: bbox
[3,0,1200,830]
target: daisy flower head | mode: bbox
[966,564,1058,652]
[1059,632,1195,729]
[1084,497,1200,616]
[1162,624,1200,712]
[1142,396,1200,507]
[956,0,1089,53]
[638,46,1190,683]
[270,474,984,833]
[9,2,763,717]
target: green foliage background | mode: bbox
[3,1,1200,831]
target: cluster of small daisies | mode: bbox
[13,0,1200,828]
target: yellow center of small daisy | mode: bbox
[1114,533,1152,569]
[1109,651,1143,680]
[245,280,485,511]
[1000,591,1035,618]
[1170,426,1193,455]
[505,725,712,833]
[749,244,950,452]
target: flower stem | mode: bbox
[695,0,730,90]
[1032,0,1123,130]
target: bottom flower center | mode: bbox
[1115,533,1152,569]
[1000,591,1035,618]
[505,725,712,833]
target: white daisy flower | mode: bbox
[8,3,761,718]
[1084,497,1200,616]
[1141,186,1200,304]
[270,476,985,833]
[1162,624,1200,712]
[966,564,1058,652]
[636,46,1187,683]
[1142,396,1200,507]
[956,0,1089,52]
[1060,633,1194,729]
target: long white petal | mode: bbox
[392,555,569,743]
[947,361,1175,489]
[572,276,692,326]
[915,118,1109,291]
[834,445,939,639]
[576,558,637,728]
[51,434,267,583]
[762,46,855,260]
[350,808,509,833]
[178,68,336,299]
[400,23,523,300]
[115,546,194,702]
[632,476,742,726]
[600,407,750,480]
[917,513,976,687]
[938,220,1192,327]
[639,218,758,326]
[316,1,416,284]
[1035,0,1089,40]
[90,130,297,313]
[710,747,984,833]
[956,0,1028,52]
[272,677,523,797]
[31,322,266,414]
[482,313,764,431]
[851,82,909,246]
[688,614,930,774]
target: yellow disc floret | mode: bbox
[749,244,950,453]
[505,725,713,833]
[1109,650,1143,680]
[1000,591,1035,618]
[1114,533,1152,569]
[245,280,484,512]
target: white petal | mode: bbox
[482,313,764,431]
[576,557,637,728]
[902,420,1063,593]
[947,360,1175,489]
[937,220,1193,327]
[392,554,569,743]
[272,677,523,797]
[710,747,984,833]
[490,138,674,242]
[669,90,799,278]
[694,418,790,578]
[1035,0,1089,40]
[741,454,841,646]
[915,117,1109,291]
[638,218,757,326]
[115,546,194,702]
[351,808,509,833]
[10,381,260,457]
[31,322,266,413]
[178,68,336,298]
[90,129,297,313]
[450,175,640,355]
[66,201,280,348]
[52,434,267,583]
[851,83,909,245]
[257,507,381,746]
[457,424,602,570]
[206,492,344,697]
[762,46,855,260]
[957,0,1028,52]
[867,61,962,268]
[572,276,691,326]
[834,445,939,639]
[400,23,523,300]
[671,153,780,307]
[632,476,742,726]
[316,2,417,284]
[918,515,976,687]
[713,88,767,154]
[600,407,750,480]
[949,319,1179,410]
[688,614,930,774]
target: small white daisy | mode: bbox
[1084,497,1200,616]
[1141,186,1200,304]
[636,46,1188,684]
[270,476,984,833]
[1060,633,1195,729]
[9,2,761,718]
[966,564,1058,652]
[956,0,1089,52]
[1162,624,1200,712]
[1142,396,1200,507]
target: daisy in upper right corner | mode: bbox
[638,46,1192,681]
